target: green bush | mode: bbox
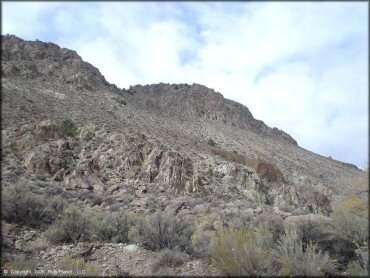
[191,229,215,258]
[44,206,89,244]
[2,184,56,227]
[273,229,337,276]
[210,226,274,276]
[329,197,368,245]
[347,243,369,276]
[151,248,190,274]
[90,211,137,243]
[254,212,284,242]
[58,119,77,138]
[207,138,216,147]
[131,211,194,253]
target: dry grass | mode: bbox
[211,226,274,276]
[246,159,285,184]
[274,229,338,276]
[208,145,246,165]
[57,255,101,276]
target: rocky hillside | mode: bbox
[1,35,367,277]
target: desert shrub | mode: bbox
[151,248,190,274]
[189,214,218,258]
[117,98,127,106]
[254,212,285,242]
[103,196,117,206]
[324,197,368,270]
[211,226,275,276]
[207,138,216,147]
[191,229,216,258]
[2,184,56,227]
[44,206,89,244]
[50,195,65,215]
[343,196,367,215]
[346,243,369,276]
[58,255,101,276]
[274,229,337,276]
[84,193,103,207]
[130,211,195,253]
[209,146,246,165]
[347,261,369,277]
[246,159,284,184]
[282,216,354,268]
[330,197,368,245]
[58,119,77,138]
[291,218,324,248]
[90,211,138,243]
[27,238,50,252]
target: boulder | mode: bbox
[24,148,51,175]
[24,140,75,175]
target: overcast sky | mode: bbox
[2,1,368,168]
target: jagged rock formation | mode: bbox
[125,83,297,145]
[1,35,366,276]
[2,35,113,91]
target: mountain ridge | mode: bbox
[2,35,298,146]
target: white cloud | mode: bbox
[2,2,368,167]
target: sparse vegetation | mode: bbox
[347,243,369,276]
[44,206,90,244]
[3,35,368,277]
[246,159,285,184]
[207,138,217,147]
[90,211,138,243]
[274,229,338,276]
[3,257,40,276]
[151,249,190,274]
[208,145,246,165]
[210,225,340,276]
[330,196,368,245]
[254,212,285,242]
[58,255,101,276]
[2,184,56,227]
[211,226,274,276]
[58,119,77,138]
[113,96,127,106]
[130,211,195,253]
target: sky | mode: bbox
[2,1,368,168]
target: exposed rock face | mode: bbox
[2,35,113,91]
[24,140,76,175]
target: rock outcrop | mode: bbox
[2,35,114,91]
